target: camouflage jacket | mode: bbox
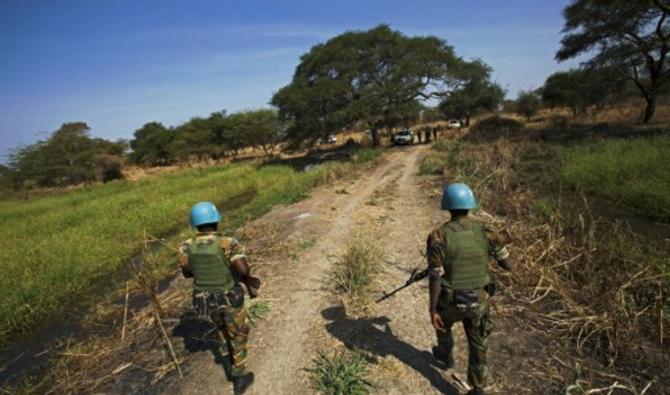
[426,216,510,277]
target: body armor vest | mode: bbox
[441,219,491,290]
[188,235,235,293]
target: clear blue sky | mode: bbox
[0,0,579,159]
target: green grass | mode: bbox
[246,298,271,326]
[306,351,372,395]
[0,160,351,345]
[352,148,382,164]
[329,237,383,302]
[558,135,670,221]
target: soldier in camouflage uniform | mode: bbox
[179,202,260,395]
[426,184,512,395]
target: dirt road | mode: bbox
[159,144,532,395]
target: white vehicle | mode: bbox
[392,129,414,145]
[327,134,337,144]
[447,120,462,129]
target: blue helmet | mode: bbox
[441,183,477,210]
[189,201,222,228]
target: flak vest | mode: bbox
[441,219,491,290]
[188,235,235,293]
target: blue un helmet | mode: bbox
[441,183,477,210]
[189,201,222,228]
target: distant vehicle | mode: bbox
[447,120,462,129]
[327,135,337,144]
[392,128,414,145]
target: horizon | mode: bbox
[0,0,580,159]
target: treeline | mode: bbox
[1,109,285,191]
[130,109,284,166]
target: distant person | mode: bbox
[432,126,438,140]
[178,202,261,395]
[416,128,422,144]
[424,127,432,143]
[425,184,513,395]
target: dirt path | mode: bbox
[162,144,530,395]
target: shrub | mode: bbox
[96,154,124,183]
[466,115,525,141]
[307,351,372,395]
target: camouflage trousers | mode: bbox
[211,304,250,377]
[435,289,493,390]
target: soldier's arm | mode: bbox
[483,225,513,272]
[426,229,445,315]
[222,238,261,297]
[178,240,193,278]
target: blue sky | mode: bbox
[0,0,579,158]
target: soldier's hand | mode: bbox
[431,313,446,332]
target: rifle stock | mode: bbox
[375,268,429,303]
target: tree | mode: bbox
[438,61,505,127]
[542,68,628,116]
[130,122,175,165]
[421,106,443,123]
[171,117,217,162]
[272,25,462,146]
[230,109,284,155]
[516,90,542,121]
[556,0,670,122]
[7,122,126,188]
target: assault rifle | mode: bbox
[375,268,429,303]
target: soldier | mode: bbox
[426,184,512,395]
[424,126,432,143]
[178,202,261,395]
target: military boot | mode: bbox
[466,388,486,395]
[233,372,254,395]
[431,346,454,370]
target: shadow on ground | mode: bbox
[172,312,233,382]
[321,305,458,395]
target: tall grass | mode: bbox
[0,161,349,345]
[352,148,382,164]
[559,135,670,221]
[330,237,383,302]
[306,351,372,395]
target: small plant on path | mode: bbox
[329,236,383,303]
[306,351,372,395]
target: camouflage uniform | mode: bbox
[426,216,509,390]
[179,233,251,376]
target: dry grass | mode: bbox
[329,236,385,308]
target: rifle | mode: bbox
[375,268,429,303]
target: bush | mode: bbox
[466,115,525,141]
[307,351,372,395]
[96,154,124,183]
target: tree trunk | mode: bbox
[643,94,657,123]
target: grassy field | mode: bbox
[0,159,353,345]
[558,135,670,222]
